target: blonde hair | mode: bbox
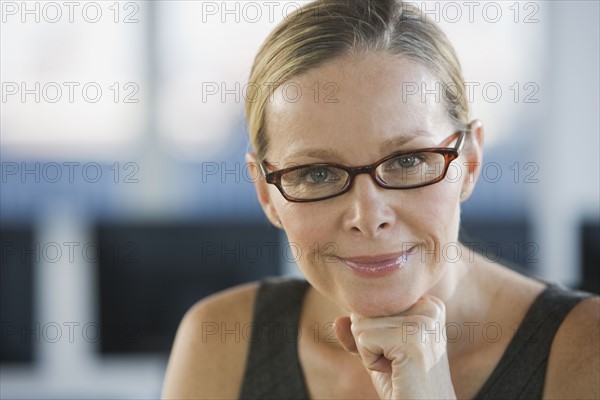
[245,0,469,161]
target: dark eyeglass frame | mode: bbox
[259,129,468,203]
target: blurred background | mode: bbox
[1,1,598,398]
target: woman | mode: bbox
[162,1,599,399]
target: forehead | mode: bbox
[264,53,452,163]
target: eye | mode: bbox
[300,167,341,184]
[390,154,424,169]
[308,169,328,183]
[283,165,344,186]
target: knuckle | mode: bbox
[355,330,370,348]
[350,323,362,338]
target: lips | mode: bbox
[339,245,418,277]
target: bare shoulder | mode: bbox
[161,281,261,400]
[544,294,600,399]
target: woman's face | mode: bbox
[251,53,481,317]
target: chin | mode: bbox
[339,283,423,318]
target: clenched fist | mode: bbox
[335,295,457,400]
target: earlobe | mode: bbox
[460,120,484,202]
[246,152,281,227]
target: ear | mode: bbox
[246,152,281,227]
[459,119,484,203]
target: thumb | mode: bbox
[334,316,358,355]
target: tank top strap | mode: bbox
[475,282,593,399]
[239,276,311,400]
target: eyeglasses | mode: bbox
[259,129,468,203]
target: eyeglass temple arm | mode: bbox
[456,129,468,152]
[258,161,273,179]
[258,162,267,176]
[448,128,469,152]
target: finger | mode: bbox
[405,295,446,326]
[350,296,446,333]
[366,355,392,373]
[333,316,359,355]
[419,295,446,320]
[354,329,400,373]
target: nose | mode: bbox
[342,174,395,237]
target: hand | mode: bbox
[334,295,456,400]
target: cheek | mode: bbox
[411,181,462,244]
[276,202,342,284]
[281,203,335,252]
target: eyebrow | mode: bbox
[381,131,433,151]
[283,131,433,163]
[284,148,346,163]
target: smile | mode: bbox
[339,245,418,277]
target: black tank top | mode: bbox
[239,276,593,399]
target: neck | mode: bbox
[428,250,477,325]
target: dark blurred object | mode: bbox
[580,220,600,294]
[95,221,282,354]
[459,218,535,271]
[1,226,34,363]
